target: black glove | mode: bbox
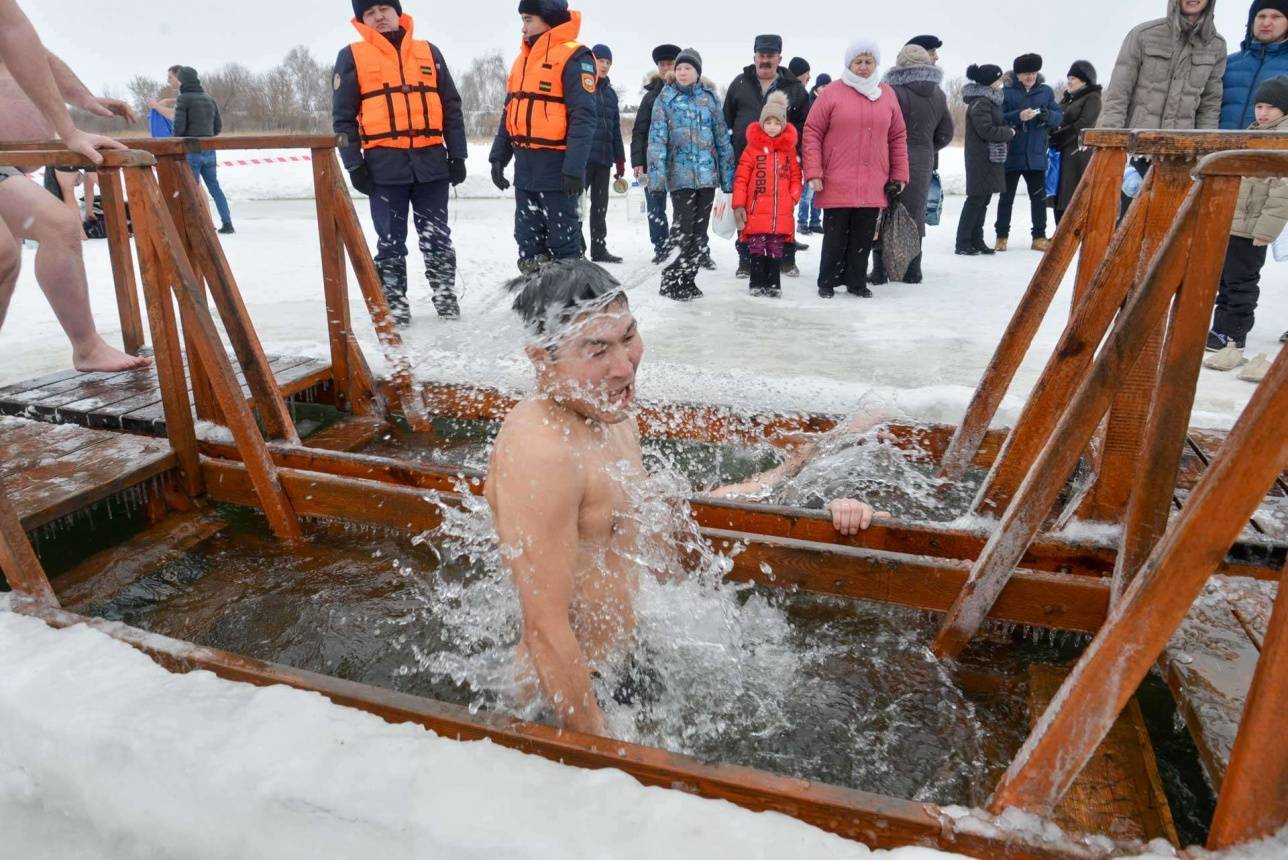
[449,157,467,187]
[349,163,374,196]
[883,180,902,205]
[490,161,510,191]
[561,173,584,197]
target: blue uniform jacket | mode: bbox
[332,37,468,186]
[489,45,599,193]
[1001,75,1062,173]
[1221,33,1288,129]
[588,77,626,167]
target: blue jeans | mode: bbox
[796,184,821,229]
[186,151,232,227]
[645,189,670,253]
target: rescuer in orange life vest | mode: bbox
[333,1,467,323]
[489,0,600,274]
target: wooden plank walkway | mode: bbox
[0,353,331,435]
[1162,576,1278,793]
[0,416,176,530]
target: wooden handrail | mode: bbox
[1194,148,1288,178]
[0,148,155,169]
[0,134,341,156]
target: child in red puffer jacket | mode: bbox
[732,92,802,298]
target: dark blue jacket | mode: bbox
[588,77,625,167]
[1001,73,1062,173]
[489,45,599,193]
[332,33,467,186]
[1220,31,1288,129]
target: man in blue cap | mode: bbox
[490,0,599,274]
[583,43,625,263]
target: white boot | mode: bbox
[1204,343,1247,372]
[1238,353,1273,383]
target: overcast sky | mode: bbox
[29,1,1255,100]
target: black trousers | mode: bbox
[995,169,1047,239]
[370,179,455,287]
[584,162,611,255]
[663,188,714,293]
[956,194,993,252]
[1213,235,1268,342]
[819,207,879,291]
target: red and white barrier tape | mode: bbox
[219,154,313,168]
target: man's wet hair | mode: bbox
[507,259,627,341]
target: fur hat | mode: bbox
[844,39,881,69]
[754,34,783,55]
[517,0,570,26]
[760,91,789,125]
[652,44,681,64]
[1067,60,1097,86]
[1255,75,1288,114]
[353,0,402,19]
[788,57,810,77]
[967,64,1004,86]
[674,47,703,76]
[896,44,933,68]
[592,44,612,63]
[1013,53,1043,75]
[906,34,942,52]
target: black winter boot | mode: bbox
[376,258,411,326]
[869,248,888,285]
[904,254,923,284]
[748,257,769,297]
[431,285,461,319]
[767,261,782,298]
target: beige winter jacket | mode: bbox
[1230,114,1288,242]
[1099,0,1227,130]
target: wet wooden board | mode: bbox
[1218,577,1276,652]
[1162,578,1265,792]
[0,418,176,530]
[1028,665,1179,846]
[1187,431,1288,498]
[302,416,391,453]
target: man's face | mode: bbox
[1255,9,1288,43]
[1180,0,1208,17]
[521,14,551,39]
[596,57,612,80]
[362,4,401,32]
[755,52,781,80]
[656,59,675,77]
[537,300,643,424]
[1018,71,1039,89]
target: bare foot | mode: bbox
[73,337,152,373]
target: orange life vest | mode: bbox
[350,14,444,150]
[504,11,587,151]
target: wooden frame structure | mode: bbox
[1,133,1286,854]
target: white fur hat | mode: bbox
[844,39,881,68]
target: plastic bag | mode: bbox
[879,201,921,280]
[710,190,737,240]
[925,172,943,227]
[1045,149,1061,200]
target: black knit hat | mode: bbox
[967,64,1004,86]
[1067,60,1097,86]
[652,44,681,64]
[1013,53,1043,75]
[675,47,703,76]
[1255,75,1288,114]
[754,34,783,55]
[517,0,571,26]
[353,0,402,18]
[907,34,943,51]
[788,57,810,77]
[1253,0,1288,24]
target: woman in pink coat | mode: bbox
[803,39,910,298]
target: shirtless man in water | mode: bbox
[0,0,150,373]
[487,260,881,736]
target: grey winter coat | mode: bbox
[173,69,222,138]
[1050,85,1103,213]
[1230,113,1288,241]
[962,84,1014,196]
[1099,0,1227,130]
[884,63,953,235]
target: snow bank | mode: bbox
[0,609,965,860]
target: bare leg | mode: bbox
[0,175,149,372]
[81,171,97,225]
[0,214,21,329]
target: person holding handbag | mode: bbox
[955,64,1015,257]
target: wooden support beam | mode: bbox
[937,153,1092,482]
[325,151,431,431]
[987,349,1288,818]
[312,148,362,416]
[1111,175,1242,602]
[0,473,57,605]
[1208,560,1288,849]
[125,168,301,540]
[934,180,1204,659]
[1073,148,1128,305]
[98,168,146,355]
[11,600,1109,860]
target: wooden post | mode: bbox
[1111,176,1241,602]
[326,151,431,430]
[97,167,146,355]
[1208,560,1288,848]
[0,473,58,606]
[937,153,1094,483]
[988,349,1288,818]
[124,167,302,540]
[933,180,1202,660]
[1072,147,1128,305]
[169,161,301,444]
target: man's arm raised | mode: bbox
[491,426,607,736]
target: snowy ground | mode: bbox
[3,149,1288,858]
